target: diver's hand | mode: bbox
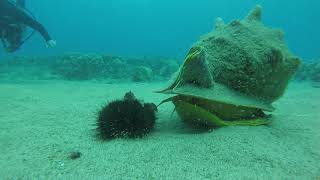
[46,40,56,48]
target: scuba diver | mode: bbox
[0,0,56,52]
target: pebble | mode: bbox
[69,151,81,160]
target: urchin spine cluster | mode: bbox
[96,92,156,140]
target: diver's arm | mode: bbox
[24,18,52,42]
[11,6,52,42]
[17,12,52,42]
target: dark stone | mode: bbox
[69,151,81,160]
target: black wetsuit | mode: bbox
[0,0,51,45]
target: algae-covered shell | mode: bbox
[157,5,301,127]
[159,5,300,111]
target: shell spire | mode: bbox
[215,17,225,30]
[245,5,262,22]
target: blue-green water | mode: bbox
[1,0,320,59]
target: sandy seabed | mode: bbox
[0,80,319,179]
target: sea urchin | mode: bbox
[96,91,157,139]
